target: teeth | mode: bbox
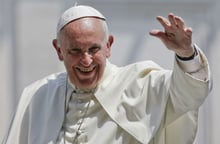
[78,67,94,72]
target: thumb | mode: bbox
[149,30,165,38]
[149,30,168,42]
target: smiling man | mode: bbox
[3,5,212,144]
[53,16,113,91]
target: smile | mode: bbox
[76,66,96,73]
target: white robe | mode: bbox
[3,48,211,144]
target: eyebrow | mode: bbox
[68,43,101,50]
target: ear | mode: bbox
[52,39,64,61]
[106,35,114,58]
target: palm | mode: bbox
[150,13,194,57]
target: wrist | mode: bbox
[176,46,198,61]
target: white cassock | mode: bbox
[3,47,211,144]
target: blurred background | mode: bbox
[0,0,219,143]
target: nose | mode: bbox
[80,52,93,66]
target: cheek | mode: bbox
[94,51,107,63]
[98,47,111,59]
[63,56,78,68]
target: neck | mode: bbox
[67,78,97,93]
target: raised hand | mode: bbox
[150,13,195,58]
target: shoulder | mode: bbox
[125,60,163,70]
[118,61,164,76]
[105,61,166,85]
[22,72,67,97]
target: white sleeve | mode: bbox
[176,45,209,81]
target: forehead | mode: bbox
[62,18,104,36]
[59,18,106,47]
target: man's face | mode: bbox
[53,18,113,90]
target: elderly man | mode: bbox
[3,5,211,144]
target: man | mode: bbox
[3,5,211,144]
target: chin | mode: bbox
[77,84,97,91]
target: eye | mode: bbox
[89,47,101,54]
[68,48,82,55]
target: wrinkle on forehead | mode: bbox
[57,17,109,46]
[57,18,107,51]
[60,18,106,43]
[64,18,103,33]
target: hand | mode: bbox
[149,13,195,58]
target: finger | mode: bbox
[149,29,160,36]
[149,29,165,38]
[175,16,185,29]
[168,13,177,27]
[150,30,175,49]
[156,16,170,30]
[150,29,176,41]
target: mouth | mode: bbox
[76,66,96,73]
